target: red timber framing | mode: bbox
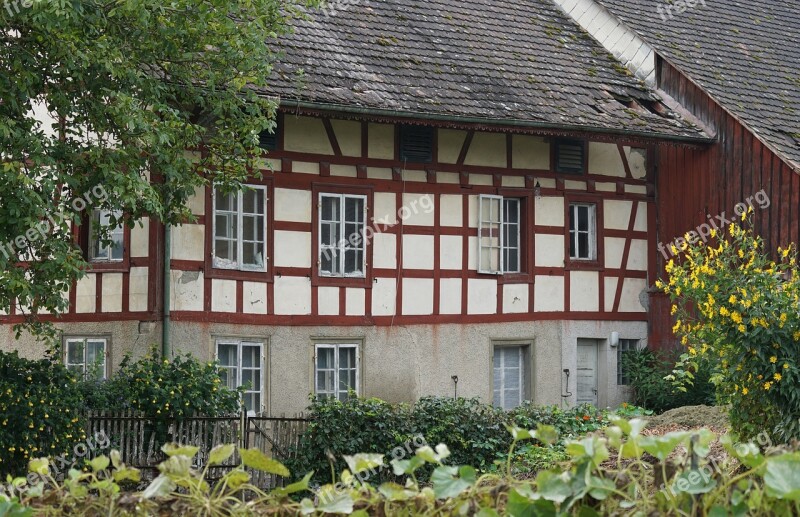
[650,57,800,349]
[1,112,669,328]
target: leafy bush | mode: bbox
[509,403,608,438]
[661,218,800,441]
[0,351,85,476]
[623,348,715,413]
[11,419,800,516]
[85,348,243,418]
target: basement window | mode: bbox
[65,337,107,380]
[555,139,586,174]
[399,125,434,163]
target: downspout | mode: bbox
[162,216,172,358]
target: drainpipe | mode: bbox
[162,217,172,358]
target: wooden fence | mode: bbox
[85,410,309,488]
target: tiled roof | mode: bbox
[598,0,800,170]
[265,0,709,141]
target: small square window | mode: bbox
[89,210,124,262]
[568,203,597,261]
[617,339,639,385]
[216,339,264,414]
[65,338,107,380]
[315,343,359,401]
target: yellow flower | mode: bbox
[738,324,747,333]
[742,387,749,395]
[719,306,729,317]
[764,382,772,391]
[729,295,737,304]
[784,363,790,370]
[689,347,697,356]
[774,373,782,381]
[794,331,800,341]
[770,356,778,364]
[670,305,677,315]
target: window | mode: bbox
[555,139,586,174]
[89,210,124,262]
[319,193,367,277]
[399,125,434,163]
[65,338,107,380]
[478,195,521,274]
[217,340,264,414]
[617,339,639,385]
[569,203,597,260]
[315,344,359,401]
[493,346,526,410]
[213,186,267,271]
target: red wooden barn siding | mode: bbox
[650,57,800,349]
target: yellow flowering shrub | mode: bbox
[660,217,800,442]
[0,351,86,476]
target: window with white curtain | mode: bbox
[315,343,359,401]
[65,338,107,380]
[493,345,526,410]
[216,340,264,414]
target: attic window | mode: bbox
[399,125,434,163]
[555,139,585,174]
[258,119,281,151]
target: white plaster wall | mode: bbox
[440,195,463,226]
[211,279,237,313]
[274,231,312,268]
[535,234,565,267]
[346,288,366,316]
[402,278,433,315]
[535,197,565,227]
[373,233,397,269]
[374,192,397,225]
[130,218,149,258]
[588,142,626,177]
[401,193,435,226]
[273,276,311,315]
[619,278,647,313]
[534,275,565,312]
[368,123,395,160]
[102,274,123,313]
[171,224,205,261]
[438,129,467,164]
[604,237,626,269]
[503,283,529,314]
[467,279,497,314]
[76,275,96,313]
[439,235,463,269]
[464,133,506,167]
[570,271,600,312]
[243,282,268,315]
[284,116,333,155]
[330,119,361,157]
[439,278,462,314]
[330,164,357,177]
[512,135,550,170]
[318,286,339,316]
[129,267,149,312]
[171,271,204,312]
[274,188,312,223]
[372,279,397,316]
[402,235,434,270]
[604,200,633,230]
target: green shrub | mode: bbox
[89,348,243,418]
[0,351,85,476]
[509,403,608,438]
[623,348,715,413]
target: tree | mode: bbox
[0,0,316,338]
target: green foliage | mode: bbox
[11,419,800,515]
[0,0,319,339]
[661,219,800,441]
[623,348,715,413]
[0,351,85,477]
[509,403,610,438]
[81,348,243,418]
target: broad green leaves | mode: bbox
[239,448,290,476]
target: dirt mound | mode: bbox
[645,405,729,430]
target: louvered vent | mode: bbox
[258,120,280,151]
[555,139,586,174]
[399,125,434,163]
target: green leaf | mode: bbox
[431,465,476,499]
[272,472,313,497]
[536,470,573,504]
[639,432,690,462]
[671,470,717,495]
[378,482,417,501]
[416,444,451,464]
[89,456,110,472]
[535,424,559,446]
[142,474,177,499]
[208,444,236,466]
[506,425,533,440]
[315,486,354,514]
[239,448,290,476]
[507,485,556,517]
[161,443,200,459]
[221,470,250,490]
[765,453,800,500]
[27,458,49,476]
[343,453,384,475]
[112,467,141,484]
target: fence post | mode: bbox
[240,409,247,449]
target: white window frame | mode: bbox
[215,339,265,415]
[89,209,124,262]
[478,195,521,274]
[318,193,368,278]
[212,185,268,272]
[64,337,108,380]
[314,343,360,401]
[493,345,524,410]
[569,203,597,261]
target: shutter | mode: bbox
[258,119,280,151]
[399,125,434,163]
[555,139,585,174]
